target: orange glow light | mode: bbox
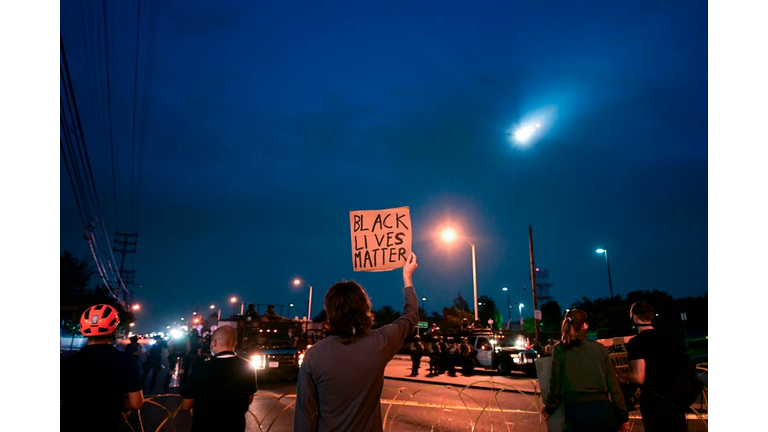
[441,228,458,243]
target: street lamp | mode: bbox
[209,304,215,309]
[441,227,479,322]
[421,297,427,311]
[132,304,141,311]
[502,287,511,323]
[230,297,238,316]
[518,303,524,319]
[293,278,314,328]
[595,248,614,298]
[288,303,294,319]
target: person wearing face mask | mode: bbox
[543,309,629,432]
[617,302,698,432]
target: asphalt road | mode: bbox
[122,356,708,431]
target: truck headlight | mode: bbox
[250,354,266,370]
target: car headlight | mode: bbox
[250,354,266,370]
[298,352,305,366]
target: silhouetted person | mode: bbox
[142,335,165,392]
[409,335,424,376]
[458,337,475,376]
[617,301,695,432]
[181,326,258,432]
[265,304,279,320]
[61,304,144,431]
[428,337,442,376]
[244,303,259,321]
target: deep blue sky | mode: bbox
[60,1,707,333]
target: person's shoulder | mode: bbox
[307,335,336,352]
[584,339,609,353]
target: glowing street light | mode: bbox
[210,304,215,309]
[132,304,141,311]
[518,303,524,319]
[293,278,314,328]
[421,297,427,311]
[440,227,479,322]
[502,287,511,323]
[230,297,238,316]
[595,248,614,298]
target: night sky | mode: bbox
[58,1,709,334]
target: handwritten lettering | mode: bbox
[350,207,412,272]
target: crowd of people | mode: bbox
[61,253,701,432]
[409,334,479,377]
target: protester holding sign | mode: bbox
[543,309,630,432]
[294,253,419,432]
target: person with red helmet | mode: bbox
[61,304,144,431]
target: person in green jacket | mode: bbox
[543,309,630,432]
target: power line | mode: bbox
[61,35,127,302]
[101,0,120,229]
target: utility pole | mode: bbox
[113,232,138,302]
[528,225,540,342]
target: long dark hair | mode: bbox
[560,309,588,349]
[324,281,375,345]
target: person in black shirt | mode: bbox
[61,304,144,432]
[181,325,258,432]
[617,301,687,431]
[124,335,142,363]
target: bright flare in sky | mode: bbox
[508,106,557,146]
[513,124,539,143]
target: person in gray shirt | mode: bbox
[294,253,419,431]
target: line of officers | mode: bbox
[409,334,478,378]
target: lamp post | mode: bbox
[421,297,427,311]
[441,228,479,322]
[288,303,294,319]
[596,248,614,298]
[230,297,238,317]
[502,287,511,323]
[293,278,313,331]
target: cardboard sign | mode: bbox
[349,206,412,272]
[597,336,634,370]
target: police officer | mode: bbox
[458,337,475,376]
[409,335,424,376]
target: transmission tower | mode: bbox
[113,232,138,302]
[534,268,553,304]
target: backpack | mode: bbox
[646,347,704,412]
[672,350,705,411]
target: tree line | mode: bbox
[61,251,707,344]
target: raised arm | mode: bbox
[380,253,419,357]
[403,252,417,288]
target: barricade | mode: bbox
[120,370,707,431]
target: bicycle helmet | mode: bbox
[80,304,120,337]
